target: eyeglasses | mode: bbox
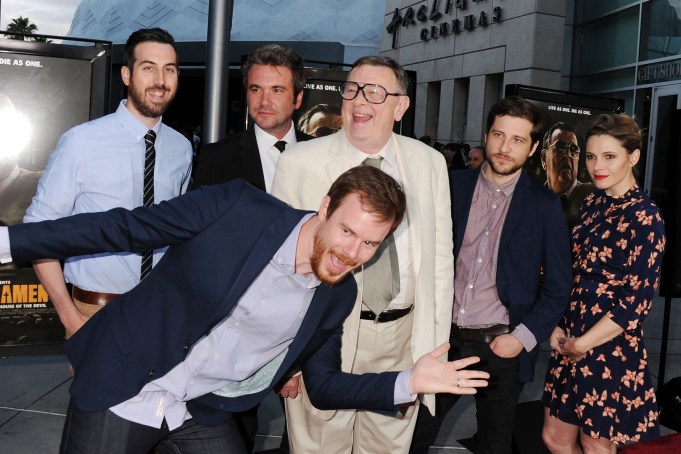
[549,140,580,158]
[340,82,404,104]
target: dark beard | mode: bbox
[128,84,172,119]
[488,154,526,176]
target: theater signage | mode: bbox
[386,0,503,48]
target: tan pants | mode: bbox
[286,311,418,454]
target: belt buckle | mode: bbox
[374,311,383,324]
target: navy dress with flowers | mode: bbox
[542,184,665,444]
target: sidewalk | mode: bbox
[2,294,679,453]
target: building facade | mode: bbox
[381,0,568,146]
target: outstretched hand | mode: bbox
[408,343,489,395]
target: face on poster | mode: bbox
[294,79,344,138]
[522,99,621,229]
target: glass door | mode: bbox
[645,84,681,204]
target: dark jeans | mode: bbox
[59,399,246,454]
[410,338,523,454]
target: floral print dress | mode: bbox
[542,184,666,444]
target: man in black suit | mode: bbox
[193,44,312,193]
[192,43,311,451]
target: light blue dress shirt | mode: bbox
[110,214,320,430]
[23,100,192,294]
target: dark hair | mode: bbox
[486,96,543,145]
[242,44,306,97]
[542,121,577,149]
[350,56,409,94]
[585,114,642,154]
[296,103,341,134]
[326,166,406,236]
[123,28,177,71]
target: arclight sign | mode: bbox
[386,0,503,49]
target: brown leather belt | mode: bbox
[72,286,120,306]
[450,324,510,344]
[360,305,414,323]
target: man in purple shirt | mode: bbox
[411,96,572,454]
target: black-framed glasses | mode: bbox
[549,140,580,158]
[340,82,404,104]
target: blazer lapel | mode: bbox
[393,135,422,270]
[239,127,267,191]
[220,209,306,310]
[454,169,479,256]
[498,172,532,258]
[324,130,354,182]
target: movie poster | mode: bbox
[0,41,109,348]
[294,69,345,138]
[508,86,624,229]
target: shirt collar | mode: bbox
[254,122,297,152]
[478,162,521,197]
[347,135,395,168]
[117,99,162,141]
[274,213,320,289]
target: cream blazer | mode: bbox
[272,129,454,415]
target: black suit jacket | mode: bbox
[450,168,572,383]
[8,181,399,425]
[193,126,312,190]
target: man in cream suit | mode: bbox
[272,56,453,453]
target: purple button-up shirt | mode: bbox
[452,164,535,350]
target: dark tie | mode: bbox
[361,157,400,314]
[141,130,156,280]
[274,141,287,152]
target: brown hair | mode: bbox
[326,166,406,236]
[585,113,642,154]
[486,95,543,145]
[242,44,306,97]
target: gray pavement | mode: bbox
[2,294,679,453]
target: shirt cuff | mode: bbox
[394,370,417,405]
[511,323,537,352]
[0,227,12,264]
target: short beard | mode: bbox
[310,232,358,286]
[128,84,172,119]
[488,154,526,176]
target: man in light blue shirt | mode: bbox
[24,27,192,337]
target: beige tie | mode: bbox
[361,157,400,314]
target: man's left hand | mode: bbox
[489,334,524,358]
[408,343,490,395]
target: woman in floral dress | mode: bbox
[542,113,666,453]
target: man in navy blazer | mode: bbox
[3,167,489,453]
[410,96,572,454]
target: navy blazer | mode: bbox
[450,168,572,383]
[8,181,399,425]
[193,126,312,190]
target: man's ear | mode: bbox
[317,195,331,222]
[121,66,131,87]
[294,90,303,110]
[529,140,539,158]
[393,95,410,122]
